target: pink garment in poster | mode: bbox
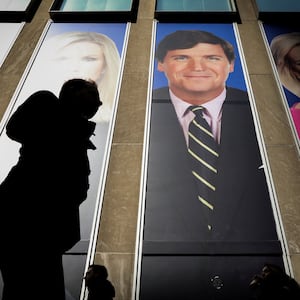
[291,103,300,139]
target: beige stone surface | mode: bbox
[291,254,300,283]
[93,252,135,300]
[250,74,295,145]
[0,0,53,118]
[97,144,142,253]
[235,0,257,21]
[237,21,274,75]
[267,147,300,253]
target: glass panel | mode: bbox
[0,0,30,11]
[60,0,132,11]
[156,0,232,12]
[0,23,24,67]
[255,0,300,12]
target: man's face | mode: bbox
[157,43,234,104]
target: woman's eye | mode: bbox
[83,57,98,62]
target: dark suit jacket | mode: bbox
[144,86,280,248]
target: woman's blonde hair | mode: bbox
[270,32,300,97]
[42,31,121,122]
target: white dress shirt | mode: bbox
[169,89,226,144]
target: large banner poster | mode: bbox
[0,22,128,300]
[261,23,300,149]
[136,22,285,300]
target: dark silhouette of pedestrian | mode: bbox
[0,78,102,300]
[250,263,300,300]
[84,264,115,300]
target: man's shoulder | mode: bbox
[10,90,60,126]
[30,90,58,102]
[22,90,58,108]
[152,86,170,100]
[226,86,249,100]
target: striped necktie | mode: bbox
[188,105,219,231]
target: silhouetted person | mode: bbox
[84,264,115,300]
[0,78,102,300]
[250,263,300,300]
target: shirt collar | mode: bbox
[170,88,226,120]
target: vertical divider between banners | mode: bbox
[131,19,157,300]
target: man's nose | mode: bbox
[190,58,206,70]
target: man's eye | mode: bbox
[207,56,221,61]
[174,56,188,61]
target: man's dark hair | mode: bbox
[155,30,235,63]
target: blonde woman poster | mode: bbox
[263,24,300,142]
[0,22,128,300]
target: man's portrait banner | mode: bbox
[134,22,286,300]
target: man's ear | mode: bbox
[157,61,164,72]
[229,62,235,73]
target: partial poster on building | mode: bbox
[0,21,129,300]
[260,23,300,150]
[134,22,286,300]
[0,22,24,67]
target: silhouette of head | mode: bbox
[250,263,300,300]
[84,264,108,288]
[59,78,102,120]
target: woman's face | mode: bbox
[52,41,106,83]
[287,44,300,80]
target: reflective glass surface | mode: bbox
[255,0,300,12]
[156,0,233,12]
[60,0,132,11]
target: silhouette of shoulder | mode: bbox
[6,90,59,143]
